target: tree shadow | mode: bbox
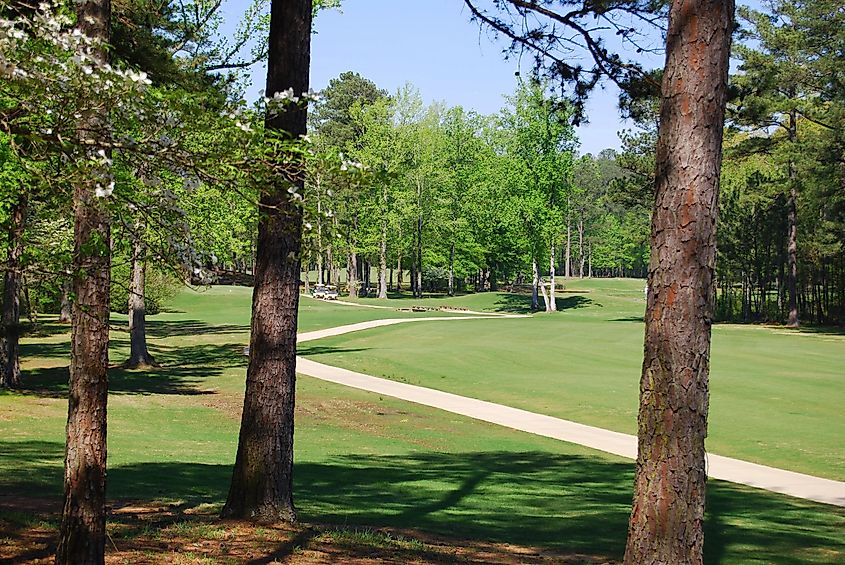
[493,293,596,314]
[610,316,645,323]
[144,320,249,338]
[1,443,843,564]
[296,345,371,356]
[16,341,248,398]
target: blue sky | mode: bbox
[224,0,759,155]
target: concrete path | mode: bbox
[296,315,845,508]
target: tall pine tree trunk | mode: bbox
[222,0,311,523]
[786,109,799,327]
[57,2,111,562]
[378,186,388,299]
[565,212,572,278]
[124,224,156,369]
[0,194,26,389]
[578,216,585,278]
[624,1,733,563]
[347,249,358,298]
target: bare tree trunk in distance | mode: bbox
[531,256,540,311]
[0,194,26,389]
[378,185,388,299]
[222,0,312,523]
[548,240,557,312]
[448,241,455,297]
[624,1,733,563]
[347,248,358,299]
[56,2,112,562]
[59,279,73,323]
[786,109,799,327]
[565,204,572,278]
[578,215,585,278]
[124,225,157,369]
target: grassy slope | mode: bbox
[306,279,845,481]
[0,284,842,564]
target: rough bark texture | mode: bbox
[57,3,112,563]
[0,195,26,389]
[221,0,311,523]
[125,231,157,369]
[623,1,733,564]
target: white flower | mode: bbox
[94,181,114,198]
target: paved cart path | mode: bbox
[296,315,845,508]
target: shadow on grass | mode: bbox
[2,442,842,564]
[610,316,646,323]
[492,293,596,314]
[17,341,248,398]
[145,319,249,338]
[297,345,371,356]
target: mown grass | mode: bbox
[305,278,845,481]
[0,283,843,564]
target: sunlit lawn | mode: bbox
[1,284,843,563]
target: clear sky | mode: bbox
[224,0,760,156]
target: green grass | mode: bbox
[1,283,843,564]
[302,278,845,481]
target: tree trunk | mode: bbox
[56,2,112,563]
[378,187,388,299]
[578,216,585,278]
[347,249,358,299]
[124,228,157,369]
[59,279,73,324]
[624,2,733,564]
[0,195,26,389]
[531,256,540,311]
[565,212,572,278]
[222,0,311,523]
[316,176,324,284]
[415,179,424,298]
[396,254,402,291]
[448,240,455,297]
[548,241,557,312]
[786,111,799,327]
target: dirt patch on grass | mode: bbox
[0,500,616,564]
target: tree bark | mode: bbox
[786,109,799,327]
[347,248,358,299]
[59,279,73,324]
[0,194,26,389]
[57,3,112,563]
[624,1,733,564]
[531,256,540,311]
[578,215,585,278]
[124,224,157,369]
[222,0,312,523]
[565,206,572,278]
[378,186,388,299]
[448,240,455,297]
[396,254,402,291]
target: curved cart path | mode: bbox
[296,316,845,508]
